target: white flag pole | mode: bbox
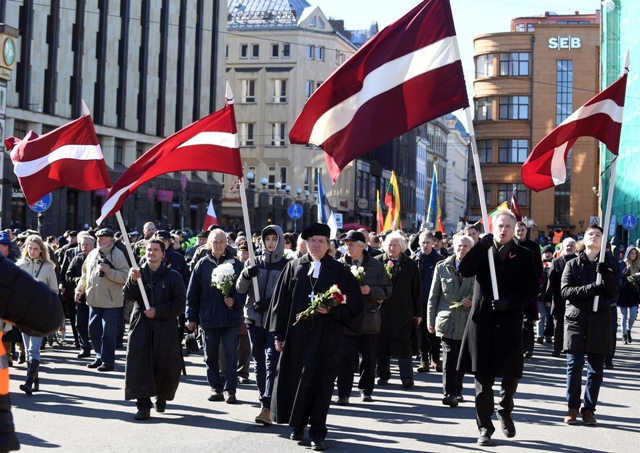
[465,108,500,301]
[114,210,151,311]
[593,50,629,312]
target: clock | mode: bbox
[3,38,15,66]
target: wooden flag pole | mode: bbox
[593,157,617,312]
[114,210,151,311]
[239,178,261,303]
[465,108,500,301]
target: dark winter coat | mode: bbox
[457,239,539,378]
[339,251,393,335]
[186,250,244,329]
[236,225,288,328]
[269,253,364,426]
[375,252,422,358]
[123,263,186,401]
[545,253,577,316]
[413,249,445,306]
[561,252,619,354]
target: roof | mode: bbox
[228,0,311,29]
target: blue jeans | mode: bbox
[89,306,119,365]
[21,333,42,362]
[247,323,280,408]
[76,302,92,352]
[203,327,239,393]
[619,306,638,336]
[566,351,605,412]
[536,301,550,338]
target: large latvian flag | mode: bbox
[98,83,243,224]
[521,72,627,192]
[6,115,112,205]
[289,0,468,183]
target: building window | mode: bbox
[225,45,228,59]
[251,44,259,58]
[114,139,124,165]
[474,187,492,207]
[316,46,324,61]
[556,60,573,125]
[241,80,256,103]
[304,167,313,191]
[308,45,315,59]
[271,123,286,146]
[477,140,492,163]
[306,80,315,98]
[310,16,315,26]
[272,79,287,103]
[515,23,534,32]
[475,54,493,78]
[279,167,288,185]
[239,123,254,146]
[136,143,144,159]
[498,139,528,163]
[498,183,528,206]
[268,166,276,189]
[13,120,27,138]
[317,18,324,28]
[240,44,248,59]
[499,96,529,120]
[500,53,530,76]
[475,97,492,121]
[271,43,279,58]
[282,43,290,58]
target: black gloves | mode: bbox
[479,234,494,250]
[596,262,611,276]
[242,265,260,279]
[253,298,270,313]
[492,298,509,312]
[590,282,606,296]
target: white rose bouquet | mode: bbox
[211,262,237,304]
[350,265,366,286]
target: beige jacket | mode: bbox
[17,258,58,293]
[76,244,128,308]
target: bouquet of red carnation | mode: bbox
[294,284,347,325]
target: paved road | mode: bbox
[9,332,640,452]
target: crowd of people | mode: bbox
[0,210,637,450]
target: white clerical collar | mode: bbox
[308,260,322,278]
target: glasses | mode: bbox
[285,241,291,245]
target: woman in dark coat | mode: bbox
[124,239,186,420]
[375,231,422,388]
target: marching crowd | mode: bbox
[0,210,637,450]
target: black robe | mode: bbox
[123,263,186,401]
[269,253,364,428]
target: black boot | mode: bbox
[0,394,21,452]
[33,365,40,392]
[19,360,40,395]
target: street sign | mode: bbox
[29,193,52,212]
[287,203,303,220]
[622,214,637,230]
[589,216,600,226]
[180,173,188,190]
[334,213,343,229]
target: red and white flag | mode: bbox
[522,72,628,192]
[5,115,112,205]
[98,87,243,224]
[510,187,522,221]
[289,0,468,182]
[202,199,218,230]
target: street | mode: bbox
[9,331,640,452]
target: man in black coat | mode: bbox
[560,225,619,426]
[458,211,539,446]
[124,239,186,420]
[545,238,577,356]
[269,223,364,451]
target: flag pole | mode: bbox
[239,177,261,304]
[114,210,151,311]
[465,108,500,300]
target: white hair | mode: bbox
[453,234,474,248]
[383,232,407,252]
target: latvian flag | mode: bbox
[6,115,112,205]
[290,0,468,183]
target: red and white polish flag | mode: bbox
[289,0,469,182]
[5,115,112,205]
[203,199,219,230]
[97,86,243,225]
[522,72,628,192]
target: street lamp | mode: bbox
[296,188,302,198]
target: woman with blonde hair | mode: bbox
[619,247,640,344]
[16,234,58,394]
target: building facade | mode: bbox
[471,10,600,238]
[0,0,227,234]
[444,113,469,234]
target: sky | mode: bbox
[312,0,602,128]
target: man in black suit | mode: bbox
[458,211,539,446]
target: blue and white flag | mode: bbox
[317,170,338,239]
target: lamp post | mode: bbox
[245,172,256,232]
[257,177,269,231]
[283,184,292,231]
[302,190,311,230]
[313,192,319,224]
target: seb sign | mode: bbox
[548,36,581,50]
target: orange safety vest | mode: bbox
[552,230,563,245]
[0,332,9,395]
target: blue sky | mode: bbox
[313,0,601,127]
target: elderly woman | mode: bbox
[375,231,422,388]
[16,234,59,394]
[427,234,476,406]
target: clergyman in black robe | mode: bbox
[269,223,364,450]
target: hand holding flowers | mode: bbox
[294,284,347,325]
[350,265,366,286]
[211,263,237,310]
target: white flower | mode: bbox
[329,284,341,294]
[284,249,297,260]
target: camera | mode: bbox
[97,254,112,277]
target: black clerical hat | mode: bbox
[301,222,331,240]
